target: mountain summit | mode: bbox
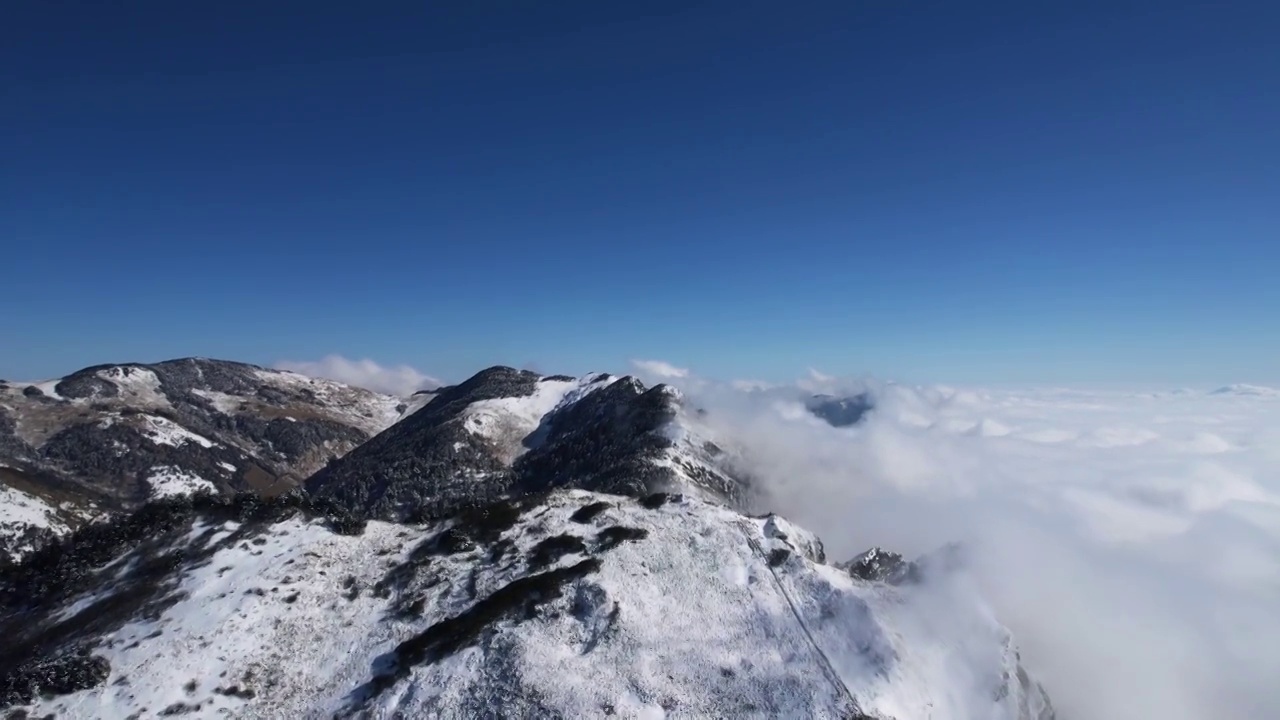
[305,366,742,520]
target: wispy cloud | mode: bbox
[274,355,440,396]
[630,359,691,379]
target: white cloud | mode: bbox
[807,368,833,383]
[274,355,440,396]
[794,367,883,396]
[630,359,690,379]
[658,375,1280,720]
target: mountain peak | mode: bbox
[305,367,742,521]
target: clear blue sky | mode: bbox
[3,1,1277,386]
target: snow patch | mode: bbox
[191,389,245,414]
[146,466,216,498]
[463,375,618,462]
[139,415,216,449]
[0,485,55,532]
[33,380,63,400]
[97,366,170,408]
[0,484,68,560]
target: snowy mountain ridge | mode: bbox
[0,361,1056,719]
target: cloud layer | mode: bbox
[274,355,440,396]
[665,370,1280,720]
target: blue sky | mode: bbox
[3,1,1277,387]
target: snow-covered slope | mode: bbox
[0,491,1052,719]
[0,358,406,561]
[0,482,88,562]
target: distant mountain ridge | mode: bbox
[1211,383,1280,397]
[0,358,406,561]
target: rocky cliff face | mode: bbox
[0,358,406,561]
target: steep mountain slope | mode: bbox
[306,367,741,520]
[0,358,406,561]
[0,491,1053,719]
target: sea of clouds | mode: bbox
[632,361,1280,720]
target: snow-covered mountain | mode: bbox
[0,490,1053,719]
[0,358,407,561]
[0,361,1056,719]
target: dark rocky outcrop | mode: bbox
[806,393,874,427]
[839,543,966,586]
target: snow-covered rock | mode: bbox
[0,484,73,563]
[145,466,217,499]
[0,491,1053,719]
